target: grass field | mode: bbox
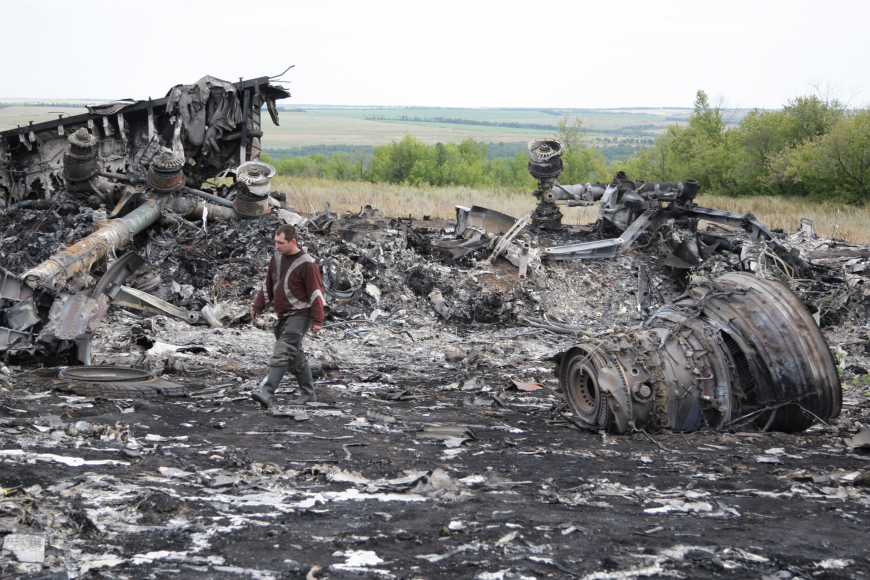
[265,107,694,148]
[285,106,703,132]
[0,101,709,147]
[0,104,89,133]
[273,177,870,243]
[1,101,755,155]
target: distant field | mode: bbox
[263,110,547,148]
[0,101,750,158]
[0,104,89,133]
[266,107,700,148]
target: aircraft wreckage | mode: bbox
[0,83,841,435]
[0,74,290,364]
[453,139,841,433]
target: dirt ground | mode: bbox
[2,202,870,580]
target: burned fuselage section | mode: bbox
[0,75,288,207]
[0,75,290,364]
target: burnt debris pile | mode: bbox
[2,77,870,579]
[0,97,865,435]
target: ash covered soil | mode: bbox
[2,200,870,579]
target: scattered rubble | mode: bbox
[1,76,870,578]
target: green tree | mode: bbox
[484,151,536,188]
[782,94,845,141]
[325,152,354,180]
[770,108,870,202]
[554,114,609,184]
[370,134,431,183]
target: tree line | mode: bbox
[610,90,870,203]
[263,90,869,203]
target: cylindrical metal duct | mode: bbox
[23,198,162,289]
[164,196,238,222]
[233,161,275,218]
[555,273,841,434]
[147,150,185,193]
[63,128,101,185]
[680,179,700,202]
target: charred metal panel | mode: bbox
[455,206,518,237]
[0,76,289,205]
[0,74,288,365]
[538,169,807,276]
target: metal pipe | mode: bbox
[11,200,55,209]
[98,171,129,181]
[164,196,238,222]
[239,86,251,164]
[182,186,234,208]
[22,198,162,289]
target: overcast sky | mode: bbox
[1,0,867,109]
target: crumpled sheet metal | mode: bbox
[41,292,109,340]
[0,75,289,204]
[455,205,518,237]
[688,271,841,432]
[555,272,841,434]
[166,76,241,149]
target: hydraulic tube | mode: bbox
[165,196,238,222]
[22,198,162,289]
[183,186,234,208]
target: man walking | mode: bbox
[250,224,325,407]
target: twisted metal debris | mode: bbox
[555,272,841,434]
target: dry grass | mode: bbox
[273,177,870,243]
[698,195,870,243]
[274,177,554,222]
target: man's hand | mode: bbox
[310,322,322,334]
[250,309,260,322]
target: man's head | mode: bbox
[274,224,300,256]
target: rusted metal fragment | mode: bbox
[146,150,185,193]
[23,199,161,289]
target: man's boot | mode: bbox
[290,362,317,405]
[252,364,288,408]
